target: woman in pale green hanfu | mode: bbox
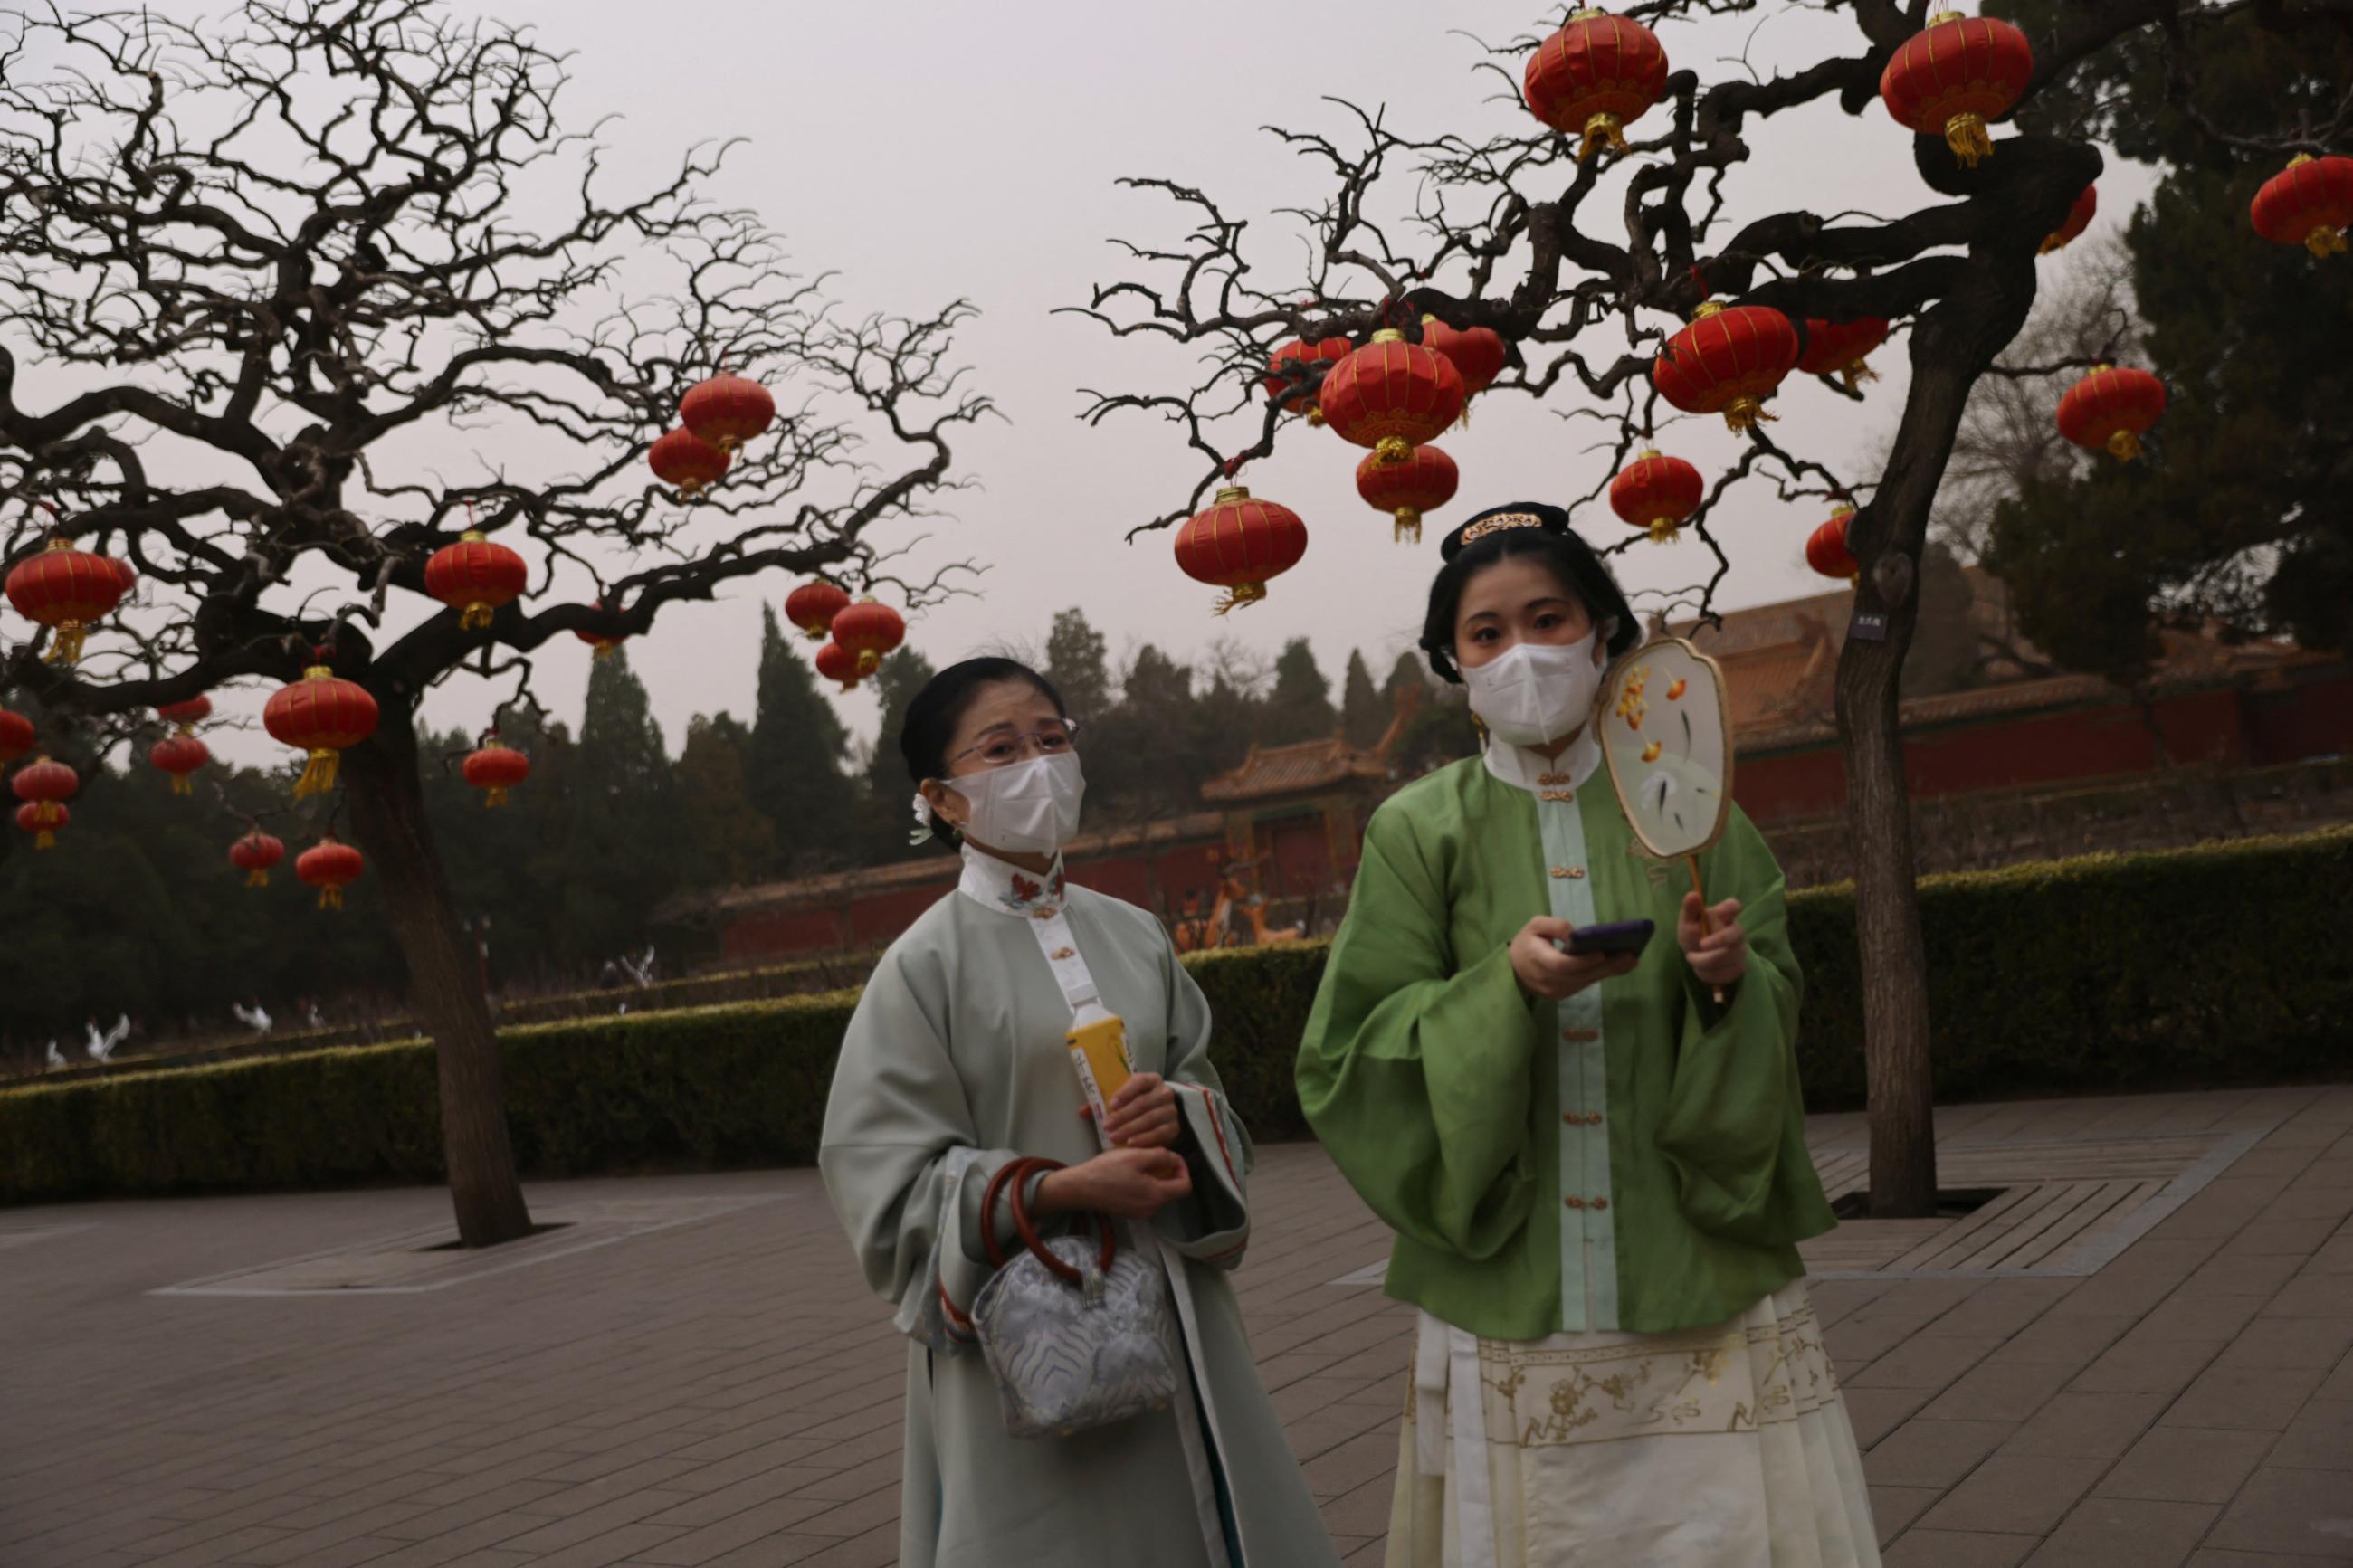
[1297,505,1878,1568]
[822,658,1340,1568]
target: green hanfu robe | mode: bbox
[821,846,1341,1568]
[1298,732,1878,1567]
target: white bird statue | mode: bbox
[305,1002,323,1028]
[45,1040,65,1070]
[86,1015,130,1062]
[232,1002,273,1036]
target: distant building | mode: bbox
[681,578,2349,964]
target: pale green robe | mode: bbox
[820,848,1341,1568]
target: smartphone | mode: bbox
[1558,918,1656,957]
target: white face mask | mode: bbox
[1462,631,1606,747]
[939,751,1086,856]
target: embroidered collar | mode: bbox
[1482,727,1603,801]
[957,844,1070,919]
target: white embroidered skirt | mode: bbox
[1387,1281,1879,1568]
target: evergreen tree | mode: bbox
[1262,638,1335,742]
[1983,1,2353,680]
[748,604,856,873]
[678,713,776,889]
[859,648,939,859]
[552,649,683,965]
[1043,608,1114,720]
[1384,651,1429,706]
[1086,644,1195,818]
[1340,650,1386,748]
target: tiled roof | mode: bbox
[1200,736,1387,803]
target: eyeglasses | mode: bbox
[948,717,1082,770]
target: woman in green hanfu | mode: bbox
[821,658,1340,1568]
[1297,504,1878,1568]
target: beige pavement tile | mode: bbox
[2273,1401,2353,1470]
[1871,1485,1940,1545]
[2022,1497,2219,1568]
[2098,1426,2276,1504]
[2164,1364,2334,1431]
[1917,1454,2109,1535]
[1862,1419,2015,1488]
[2002,1391,2170,1459]
[2206,1466,2353,1557]
[1883,1528,2035,1566]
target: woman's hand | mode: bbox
[1090,1071,1181,1149]
[1678,894,1748,988]
[1035,1147,1193,1221]
[1509,916,1638,1003]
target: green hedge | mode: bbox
[5,828,2348,1206]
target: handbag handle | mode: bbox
[980,1155,1116,1287]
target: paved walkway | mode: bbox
[2,1085,2347,1567]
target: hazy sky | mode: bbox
[12,1,2153,768]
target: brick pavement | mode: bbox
[2,1084,2348,1567]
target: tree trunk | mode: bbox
[342,704,534,1247]
[1836,261,2039,1218]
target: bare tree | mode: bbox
[1068,0,2255,1216]
[0,0,986,1245]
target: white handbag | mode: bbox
[969,1155,1184,1439]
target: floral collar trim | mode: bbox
[1482,727,1603,801]
[957,845,1070,919]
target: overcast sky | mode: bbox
[12,1,2153,768]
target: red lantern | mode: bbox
[149,733,210,796]
[0,707,32,765]
[1357,444,1458,546]
[1797,318,1891,391]
[463,743,531,808]
[1263,337,1351,421]
[16,797,68,849]
[1319,329,1466,465]
[2057,364,2167,461]
[1653,301,1801,433]
[297,835,366,912]
[5,537,131,665]
[1879,10,2034,168]
[1808,507,1861,582]
[2042,185,2098,254]
[1523,8,1671,162]
[647,427,730,496]
[1609,450,1706,544]
[785,579,853,643]
[1174,485,1309,613]
[2252,155,2353,259]
[424,531,529,631]
[814,640,861,692]
[263,659,380,800]
[1419,317,1508,420]
[229,829,285,888]
[574,601,627,660]
[12,755,76,850]
[680,371,776,451]
[833,599,908,679]
[156,695,212,727]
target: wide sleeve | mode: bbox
[817,942,1043,1354]
[1653,807,1837,1247]
[1150,928,1255,1269]
[1294,804,1540,1261]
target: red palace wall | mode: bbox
[717,670,2348,962]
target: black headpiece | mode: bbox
[1439,500,1575,562]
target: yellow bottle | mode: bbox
[1067,1001,1133,1144]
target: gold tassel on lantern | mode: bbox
[2107,429,2144,461]
[1394,508,1422,546]
[483,786,509,808]
[1723,396,1778,432]
[1373,436,1414,465]
[292,747,339,799]
[1214,583,1269,616]
[170,774,192,796]
[246,867,271,888]
[43,620,88,666]
[1942,111,1994,167]
[318,885,343,911]
[1647,516,1680,545]
[1577,111,1628,163]
[462,601,494,631]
